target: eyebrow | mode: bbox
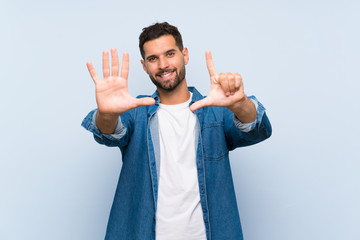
[146,49,177,61]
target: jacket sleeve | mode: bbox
[224,96,272,150]
[81,109,132,148]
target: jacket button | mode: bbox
[153,217,156,221]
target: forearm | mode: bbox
[95,111,120,134]
[227,96,257,123]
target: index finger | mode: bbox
[120,52,129,80]
[205,50,217,77]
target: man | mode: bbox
[82,22,271,240]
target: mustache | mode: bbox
[156,68,176,75]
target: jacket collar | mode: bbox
[188,87,205,125]
[188,86,204,103]
[147,86,205,117]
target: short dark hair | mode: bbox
[139,22,184,59]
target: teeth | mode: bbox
[162,73,171,77]
[160,72,172,78]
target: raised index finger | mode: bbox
[120,52,129,80]
[205,50,217,77]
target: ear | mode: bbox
[140,59,148,72]
[182,48,189,65]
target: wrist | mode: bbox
[227,96,248,112]
[227,97,257,123]
[95,111,120,134]
[96,110,120,121]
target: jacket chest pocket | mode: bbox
[201,122,228,161]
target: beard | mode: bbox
[149,65,186,92]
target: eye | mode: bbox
[167,52,175,57]
[147,56,157,62]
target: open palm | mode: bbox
[86,48,155,116]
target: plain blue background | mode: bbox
[1,0,359,239]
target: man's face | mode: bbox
[141,35,189,92]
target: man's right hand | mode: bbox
[86,48,155,134]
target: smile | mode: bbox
[156,69,176,80]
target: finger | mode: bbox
[239,77,244,93]
[218,73,230,96]
[86,61,99,83]
[227,73,236,95]
[189,97,211,112]
[134,97,155,107]
[103,50,110,78]
[111,48,119,76]
[234,74,242,92]
[205,50,217,77]
[120,52,129,80]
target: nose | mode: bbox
[158,56,169,70]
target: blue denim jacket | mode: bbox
[81,87,272,240]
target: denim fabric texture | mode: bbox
[81,87,272,240]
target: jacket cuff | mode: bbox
[81,110,127,141]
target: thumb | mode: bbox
[135,97,156,107]
[189,97,211,112]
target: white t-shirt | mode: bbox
[155,94,206,240]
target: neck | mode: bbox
[157,79,190,105]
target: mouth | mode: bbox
[156,69,176,81]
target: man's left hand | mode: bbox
[190,51,257,123]
[190,50,246,108]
